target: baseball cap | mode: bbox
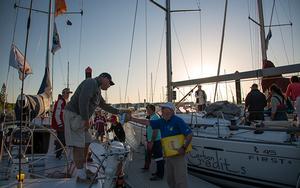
[62,88,72,94]
[100,72,115,86]
[160,102,175,111]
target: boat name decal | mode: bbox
[188,150,247,175]
[254,146,277,155]
[248,155,292,165]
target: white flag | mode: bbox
[51,22,61,54]
[9,44,32,80]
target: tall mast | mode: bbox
[166,0,173,102]
[257,0,267,62]
[67,61,69,88]
[46,0,52,100]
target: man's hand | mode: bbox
[84,120,91,130]
[119,109,132,114]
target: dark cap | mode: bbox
[99,72,115,86]
[62,88,72,94]
[250,83,258,89]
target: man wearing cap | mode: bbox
[51,88,72,159]
[245,83,267,121]
[130,102,192,188]
[64,72,125,183]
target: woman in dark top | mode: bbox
[107,115,126,142]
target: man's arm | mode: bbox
[130,116,150,126]
[178,133,193,155]
[99,100,120,114]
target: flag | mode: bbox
[66,19,72,26]
[55,0,67,17]
[265,29,272,50]
[51,22,61,54]
[9,44,32,80]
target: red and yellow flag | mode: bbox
[55,0,67,17]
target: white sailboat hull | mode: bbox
[188,136,300,188]
[128,116,300,188]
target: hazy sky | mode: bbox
[1,0,300,104]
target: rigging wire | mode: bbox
[145,0,148,102]
[283,0,295,64]
[274,3,290,65]
[4,0,20,112]
[153,23,165,99]
[195,0,203,74]
[288,10,295,64]
[77,0,83,85]
[172,20,190,80]
[247,0,255,71]
[124,0,139,102]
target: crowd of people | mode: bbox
[49,72,194,187]
[245,76,300,122]
[50,70,299,187]
[245,75,300,122]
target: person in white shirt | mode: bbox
[195,85,207,111]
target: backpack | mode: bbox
[273,96,287,113]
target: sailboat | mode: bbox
[0,1,132,188]
[128,0,300,187]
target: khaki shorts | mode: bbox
[64,110,93,148]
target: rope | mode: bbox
[77,0,83,85]
[124,0,139,102]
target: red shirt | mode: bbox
[286,83,300,101]
[94,115,107,132]
[51,95,66,131]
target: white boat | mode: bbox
[128,0,300,187]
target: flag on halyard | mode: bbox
[9,44,32,80]
[51,22,61,54]
[55,0,67,17]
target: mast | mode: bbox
[67,61,69,88]
[46,0,52,96]
[166,0,173,102]
[257,0,267,62]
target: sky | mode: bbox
[0,0,300,104]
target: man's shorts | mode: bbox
[64,110,93,148]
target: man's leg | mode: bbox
[56,131,65,158]
[73,146,85,169]
[166,158,175,188]
[173,155,188,188]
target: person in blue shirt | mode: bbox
[130,102,193,188]
[142,104,164,181]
